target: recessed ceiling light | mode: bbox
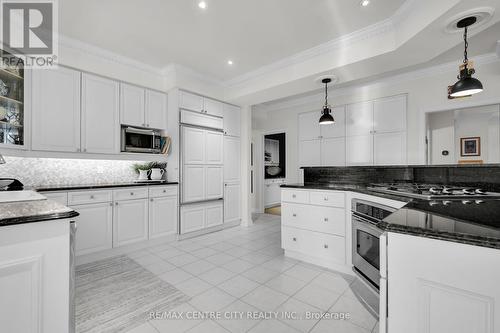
[198,1,207,9]
[360,0,370,7]
[227,60,233,65]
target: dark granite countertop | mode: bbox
[0,199,79,227]
[34,181,179,192]
[281,183,500,249]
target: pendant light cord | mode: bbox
[324,81,328,107]
[463,26,468,67]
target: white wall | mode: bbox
[252,57,500,187]
[428,111,455,164]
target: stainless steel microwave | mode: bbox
[121,126,162,154]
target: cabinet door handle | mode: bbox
[292,237,297,242]
[324,218,328,222]
[109,202,113,207]
[324,244,329,249]
[292,213,297,217]
[115,202,118,206]
[324,197,329,201]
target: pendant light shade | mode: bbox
[319,78,335,125]
[449,17,483,97]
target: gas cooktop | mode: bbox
[367,183,500,200]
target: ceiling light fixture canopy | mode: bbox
[360,0,371,7]
[449,16,484,98]
[319,78,335,125]
[198,1,207,9]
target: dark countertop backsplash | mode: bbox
[303,165,500,192]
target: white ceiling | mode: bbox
[59,0,406,80]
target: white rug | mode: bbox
[76,255,190,333]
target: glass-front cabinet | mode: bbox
[0,50,24,147]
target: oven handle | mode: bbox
[352,213,383,236]
[124,127,158,135]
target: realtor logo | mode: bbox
[1,0,58,67]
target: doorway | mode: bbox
[263,132,286,216]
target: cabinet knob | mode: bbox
[163,189,167,193]
[109,202,113,207]
[292,213,297,217]
[130,192,134,196]
[150,198,154,202]
[324,244,329,249]
[83,148,87,152]
[324,218,328,222]
[90,195,94,199]
[292,237,297,242]
[115,202,118,206]
[292,194,296,198]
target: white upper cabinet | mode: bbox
[32,67,81,152]
[145,90,168,130]
[204,98,224,117]
[179,90,204,113]
[299,139,321,167]
[374,132,407,165]
[81,73,119,154]
[224,136,241,183]
[321,106,346,138]
[346,101,373,136]
[299,112,321,141]
[120,83,145,127]
[373,95,407,133]
[346,134,373,165]
[321,137,346,166]
[223,104,241,137]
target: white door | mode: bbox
[205,202,224,228]
[73,202,113,255]
[32,67,81,152]
[346,135,373,165]
[180,205,205,234]
[81,73,119,154]
[120,83,145,127]
[299,139,321,167]
[224,183,241,224]
[145,90,167,130]
[182,165,205,203]
[179,91,204,113]
[299,111,321,141]
[113,199,148,247]
[373,95,406,133]
[204,98,224,117]
[321,137,346,166]
[374,132,407,165]
[149,196,177,238]
[205,131,223,164]
[223,104,241,137]
[321,106,346,138]
[346,101,373,136]
[224,136,241,182]
[205,166,224,199]
[182,127,205,164]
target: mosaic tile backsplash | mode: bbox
[0,157,145,187]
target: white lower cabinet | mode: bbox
[180,201,223,234]
[281,189,347,270]
[264,181,283,207]
[73,202,113,255]
[113,199,149,247]
[149,196,177,239]
[386,232,500,333]
[224,182,241,224]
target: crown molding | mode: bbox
[59,35,162,76]
[255,52,499,114]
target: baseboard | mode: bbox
[76,233,177,265]
[284,250,354,276]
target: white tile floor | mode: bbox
[114,214,378,333]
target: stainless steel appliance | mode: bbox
[352,199,396,289]
[121,126,162,154]
[368,183,500,200]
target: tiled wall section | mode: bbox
[303,165,500,191]
[0,157,145,187]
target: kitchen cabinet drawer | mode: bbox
[42,192,68,206]
[68,190,112,205]
[113,187,148,201]
[282,203,345,236]
[309,191,345,208]
[281,227,304,252]
[149,185,178,198]
[281,189,309,204]
[309,231,345,264]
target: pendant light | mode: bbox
[449,17,483,98]
[319,78,335,125]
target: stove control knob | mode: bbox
[442,187,453,195]
[442,200,452,206]
[462,200,472,205]
[429,201,439,206]
[475,189,486,195]
[430,187,442,194]
[475,200,484,204]
[462,189,475,195]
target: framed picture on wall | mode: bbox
[460,137,481,157]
